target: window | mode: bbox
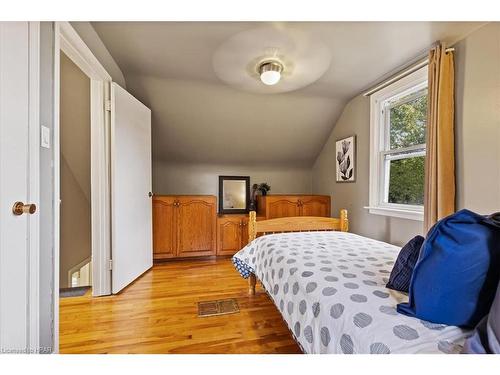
[367,67,428,221]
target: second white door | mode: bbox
[110,83,152,293]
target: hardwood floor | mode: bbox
[59,258,301,354]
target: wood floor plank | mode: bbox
[59,258,301,354]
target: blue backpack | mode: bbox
[397,209,500,328]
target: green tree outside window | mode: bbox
[387,92,427,205]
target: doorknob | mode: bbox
[148,192,153,198]
[12,201,36,216]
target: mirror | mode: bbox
[218,176,250,214]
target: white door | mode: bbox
[110,83,152,293]
[0,22,40,352]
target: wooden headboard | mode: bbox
[248,209,349,242]
[245,209,348,295]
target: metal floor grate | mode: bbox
[198,298,240,317]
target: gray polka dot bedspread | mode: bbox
[232,231,471,354]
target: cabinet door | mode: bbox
[152,197,177,259]
[177,197,216,257]
[217,217,242,256]
[267,197,300,218]
[300,196,331,217]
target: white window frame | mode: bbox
[367,66,428,221]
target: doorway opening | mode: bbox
[59,51,92,297]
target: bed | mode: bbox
[232,210,471,354]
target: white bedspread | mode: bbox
[233,231,471,354]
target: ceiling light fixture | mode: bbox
[258,61,283,86]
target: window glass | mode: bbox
[389,88,427,150]
[387,156,425,205]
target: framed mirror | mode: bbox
[218,176,250,214]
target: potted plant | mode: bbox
[257,183,271,196]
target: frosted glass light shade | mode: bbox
[260,70,281,85]
[258,61,283,85]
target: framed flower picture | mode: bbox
[336,135,356,182]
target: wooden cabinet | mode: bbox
[153,195,216,260]
[300,196,331,217]
[216,215,249,256]
[266,197,301,218]
[153,196,177,259]
[153,194,330,261]
[257,195,331,219]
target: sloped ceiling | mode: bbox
[92,22,483,166]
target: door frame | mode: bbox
[53,21,113,351]
[28,21,41,353]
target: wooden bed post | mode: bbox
[248,211,257,295]
[248,211,257,241]
[248,273,256,296]
[340,209,349,232]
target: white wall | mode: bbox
[455,22,500,213]
[153,160,313,199]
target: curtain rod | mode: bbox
[362,47,455,97]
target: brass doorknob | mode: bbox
[12,201,36,216]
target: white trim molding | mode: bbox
[59,22,111,82]
[52,21,60,354]
[367,66,428,222]
[28,21,41,353]
[56,21,112,299]
[364,206,424,221]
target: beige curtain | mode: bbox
[424,43,455,232]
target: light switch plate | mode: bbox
[41,125,50,149]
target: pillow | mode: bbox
[386,235,424,293]
[397,209,500,328]
[462,280,500,354]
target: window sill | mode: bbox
[364,206,424,221]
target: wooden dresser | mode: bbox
[153,195,217,260]
[256,195,331,219]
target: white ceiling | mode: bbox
[92,22,483,166]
